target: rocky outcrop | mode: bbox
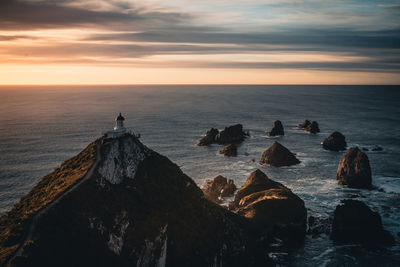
[220,144,237,157]
[202,175,237,204]
[305,121,320,134]
[215,124,247,144]
[322,132,346,151]
[331,200,394,245]
[231,170,307,244]
[337,147,372,189]
[197,128,219,146]
[1,134,273,267]
[298,120,311,129]
[267,120,284,136]
[198,124,247,146]
[260,142,300,167]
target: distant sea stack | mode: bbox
[198,124,247,146]
[298,120,311,129]
[337,147,372,189]
[267,120,284,136]
[260,142,300,167]
[322,132,347,151]
[220,144,237,157]
[305,121,320,134]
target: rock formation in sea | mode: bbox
[202,175,236,204]
[298,120,311,129]
[220,144,237,157]
[231,169,307,244]
[305,121,320,134]
[267,120,284,136]
[260,142,300,167]
[337,147,372,189]
[198,124,247,146]
[197,128,219,146]
[331,199,394,245]
[0,134,273,267]
[322,131,347,151]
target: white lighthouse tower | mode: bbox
[107,113,127,138]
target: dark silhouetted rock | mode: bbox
[260,142,300,167]
[197,128,219,146]
[220,144,237,157]
[372,145,383,151]
[322,131,347,151]
[337,147,372,189]
[331,199,394,245]
[202,175,237,204]
[267,120,284,136]
[1,134,273,267]
[298,120,311,129]
[215,124,246,144]
[232,170,307,244]
[198,124,247,146]
[362,147,369,151]
[305,121,320,134]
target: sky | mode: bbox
[0,0,399,84]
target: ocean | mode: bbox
[0,85,399,266]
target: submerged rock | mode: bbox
[232,170,307,244]
[267,120,284,136]
[305,121,320,134]
[372,145,383,151]
[322,131,347,151]
[298,120,311,129]
[197,128,219,146]
[220,144,237,157]
[1,134,273,267]
[337,147,372,189]
[202,175,237,204]
[331,200,394,245]
[260,142,300,167]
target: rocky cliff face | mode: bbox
[1,134,273,267]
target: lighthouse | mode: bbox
[107,113,127,138]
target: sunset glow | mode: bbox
[1,0,399,84]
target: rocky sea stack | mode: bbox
[298,120,311,129]
[267,120,284,136]
[202,175,236,204]
[220,144,237,157]
[322,131,347,151]
[337,147,372,189]
[231,170,307,244]
[260,142,300,167]
[0,134,273,266]
[305,121,320,134]
[331,200,394,245]
[198,124,247,146]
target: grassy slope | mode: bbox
[0,139,99,264]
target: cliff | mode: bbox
[0,134,273,266]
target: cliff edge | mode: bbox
[1,134,273,266]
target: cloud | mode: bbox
[0,0,399,76]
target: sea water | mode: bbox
[0,85,399,265]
